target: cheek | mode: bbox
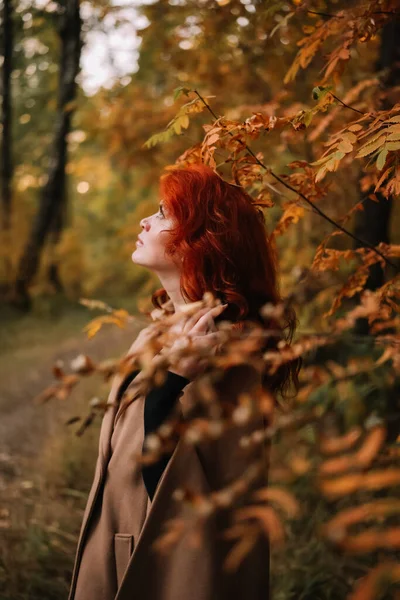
[157,227,173,248]
[141,230,168,259]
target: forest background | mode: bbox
[1,0,400,599]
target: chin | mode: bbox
[131,250,143,264]
[132,250,152,270]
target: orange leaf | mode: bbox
[324,499,400,541]
[224,529,259,572]
[320,469,400,498]
[355,426,386,467]
[320,427,362,454]
[349,562,400,600]
[253,487,300,518]
[273,203,305,236]
[234,505,285,544]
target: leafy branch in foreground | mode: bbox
[192,89,399,272]
[143,92,210,149]
[37,286,400,599]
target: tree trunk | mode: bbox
[353,19,400,334]
[47,189,67,293]
[1,0,13,288]
[14,0,81,309]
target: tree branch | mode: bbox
[193,90,399,272]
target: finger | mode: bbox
[191,304,227,333]
[183,303,227,334]
[182,306,214,334]
[189,332,223,348]
[207,318,217,332]
[189,305,227,335]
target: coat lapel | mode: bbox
[75,374,123,539]
[120,379,211,563]
[115,435,212,599]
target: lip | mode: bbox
[136,236,144,246]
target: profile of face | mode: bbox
[131,201,180,274]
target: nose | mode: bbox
[140,216,150,231]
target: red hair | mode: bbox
[151,164,300,398]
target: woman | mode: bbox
[68,164,299,600]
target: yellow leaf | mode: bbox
[375,166,394,191]
[386,123,400,134]
[356,136,386,158]
[386,141,400,151]
[338,139,354,153]
[315,165,328,182]
[376,148,388,171]
[386,132,400,141]
[180,114,190,129]
[348,124,363,131]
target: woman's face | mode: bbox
[131,201,180,273]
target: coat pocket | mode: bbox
[114,533,134,588]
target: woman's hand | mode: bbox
[127,324,158,357]
[164,303,228,381]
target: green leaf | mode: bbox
[173,86,191,101]
[312,85,332,101]
[171,113,190,135]
[143,129,174,149]
[376,148,388,171]
[310,155,329,167]
[304,109,314,127]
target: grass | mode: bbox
[0,293,139,355]
[0,295,139,600]
[0,378,102,600]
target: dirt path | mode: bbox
[0,321,142,598]
[0,325,136,479]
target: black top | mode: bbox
[116,369,190,501]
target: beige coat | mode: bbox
[68,362,270,600]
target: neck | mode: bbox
[156,270,187,312]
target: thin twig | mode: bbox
[372,11,400,16]
[306,9,400,19]
[306,10,343,18]
[193,90,398,272]
[330,93,365,116]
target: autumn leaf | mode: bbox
[348,562,400,600]
[83,309,130,339]
[273,203,305,236]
